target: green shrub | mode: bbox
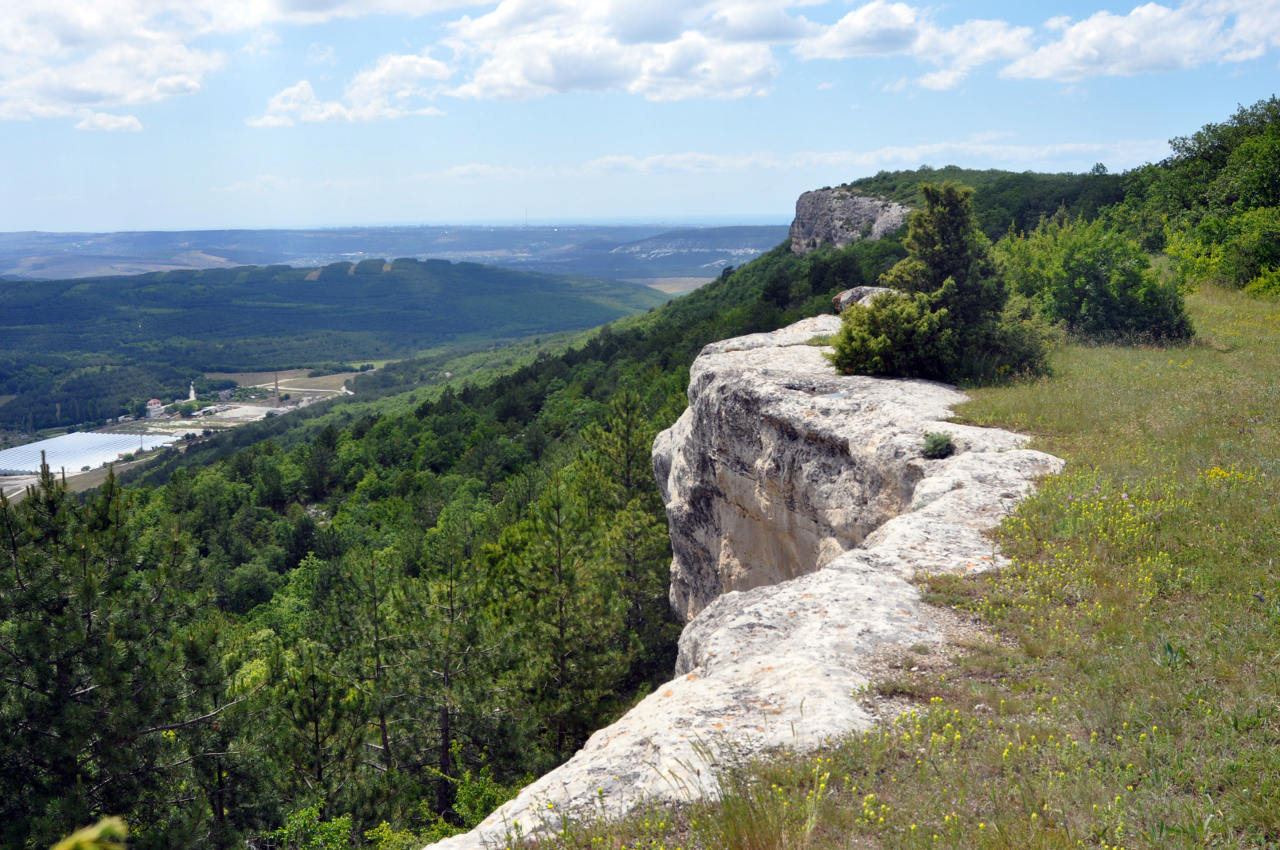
[1166,206,1280,295]
[921,432,955,459]
[1219,206,1280,289]
[1244,264,1280,297]
[268,804,352,850]
[827,292,951,377]
[997,215,1193,341]
[829,182,1049,383]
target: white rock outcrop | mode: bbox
[427,317,1062,850]
[789,188,910,254]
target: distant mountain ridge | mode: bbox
[0,224,789,282]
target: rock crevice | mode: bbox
[428,315,1062,849]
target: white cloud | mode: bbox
[793,1,920,59]
[0,37,223,122]
[438,0,1280,101]
[241,30,281,56]
[1003,0,1280,81]
[917,68,965,90]
[794,2,1031,90]
[248,49,451,124]
[0,0,481,127]
[74,111,143,131]
[444,0,808,101]
[704,0,818,42]
[915,19,1033,87]
[10,0,1280,129]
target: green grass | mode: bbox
[523,286,1280,849]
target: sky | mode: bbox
[1,0,1277,231]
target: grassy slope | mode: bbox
[532,285,1280,849]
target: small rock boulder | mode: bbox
[833,285,895,313]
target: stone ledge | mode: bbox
[426,318,1061,849]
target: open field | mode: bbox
[629,276,715,294]
[206,368,314,385]
[532,286,1280,849]
[207,367,362,393]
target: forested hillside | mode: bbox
[0,232,905,849]
[4,96,1279,849]
[0,259,665,432]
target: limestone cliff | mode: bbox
[788,188,910,254]
[427,316,1061,849]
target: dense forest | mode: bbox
[0,259,665,432]
[842,164,1127,240]
[3,96,1279,849]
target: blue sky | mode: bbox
[2,0,1277,231]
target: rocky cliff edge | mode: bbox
[427,315,1062,849]
[789,188,910,254]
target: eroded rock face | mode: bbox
[656,314,1051,623]
[426,318,1062,850]
[789,188,910,254]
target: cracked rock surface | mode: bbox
[427,316,1062,849]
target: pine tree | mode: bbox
[0,465,216,846]
[579,389,679,685]
[491,474,630,764]
[272,639,364,815]
[403,497,499,817]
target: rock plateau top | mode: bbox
[428,313,1062,849]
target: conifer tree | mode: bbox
[0,466,215,846]
[831,181,1047,381]
[491,474,630,764]
[579,388,679,684]
[403,496,499,817]
[272,639,364,815]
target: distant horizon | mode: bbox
[0,216,793,236]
